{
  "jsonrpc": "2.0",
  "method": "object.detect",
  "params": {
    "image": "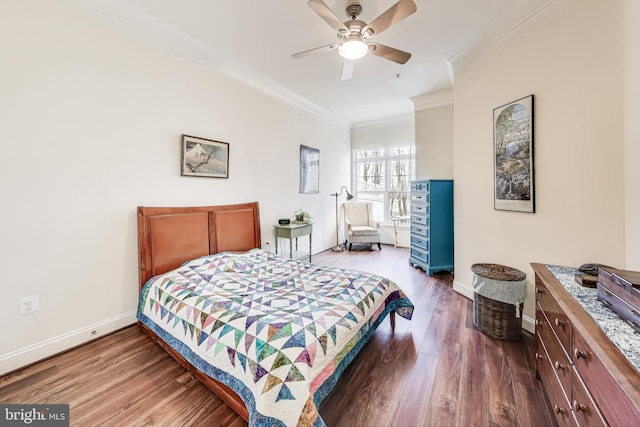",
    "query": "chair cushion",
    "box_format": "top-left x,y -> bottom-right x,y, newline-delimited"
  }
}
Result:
351,226 -> 379,236
345,203 -> 369,226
